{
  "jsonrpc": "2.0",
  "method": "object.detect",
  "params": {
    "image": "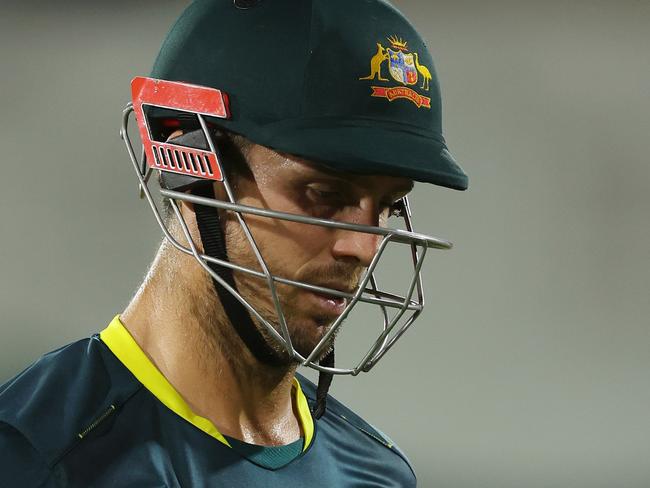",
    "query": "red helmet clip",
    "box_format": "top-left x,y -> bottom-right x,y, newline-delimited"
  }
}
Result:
131,76 -> 230,181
